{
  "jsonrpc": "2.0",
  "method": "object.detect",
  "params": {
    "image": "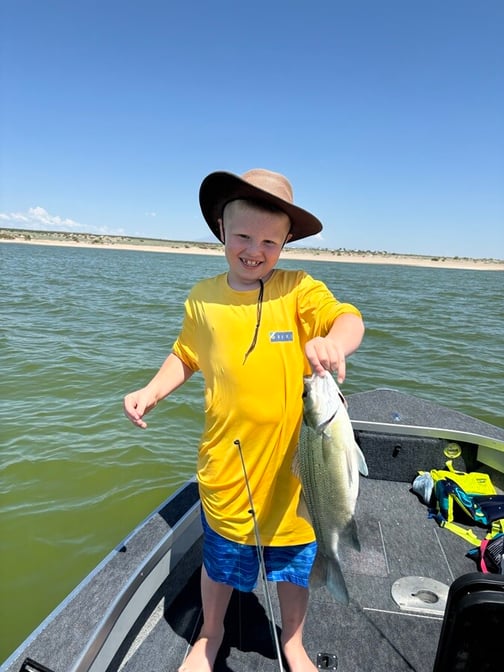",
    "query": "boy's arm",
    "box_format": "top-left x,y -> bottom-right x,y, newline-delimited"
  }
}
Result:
305,312 -> 365,382
123,353 -> 194,429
